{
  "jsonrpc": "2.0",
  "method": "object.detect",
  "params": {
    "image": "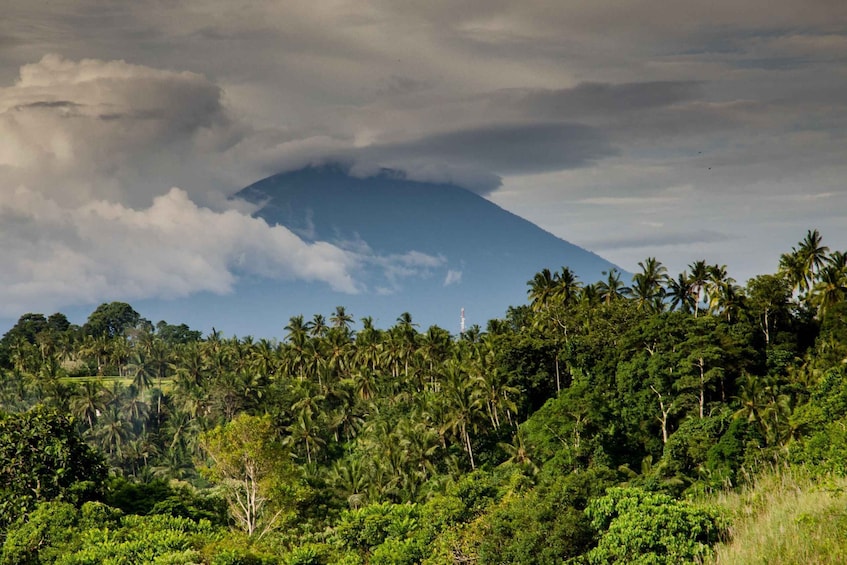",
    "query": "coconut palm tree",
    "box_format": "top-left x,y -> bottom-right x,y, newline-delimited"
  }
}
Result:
688,260 -> 710,317
810,251 -> 847,315
286,409 -> 325,464
710,280 -> 745,322
667,272 -> 695,313
631,257 -> 668,312
778,249 -> 807,295
70,379 -> 109,431
97,406 -> 132,460
327,457 -> 369,509
553,267 -> 582,306
799,229 -> 829,283
439,361 -> 485,470
330,306 -> 355,335
308,314 -> 328,338
284,315 -> 309,379
597,269 -> 631,304
128,351 -> 155,394
527,268 -> 557,311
